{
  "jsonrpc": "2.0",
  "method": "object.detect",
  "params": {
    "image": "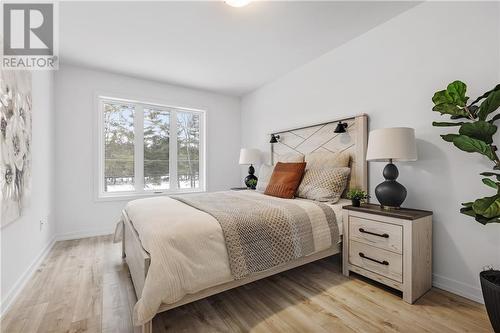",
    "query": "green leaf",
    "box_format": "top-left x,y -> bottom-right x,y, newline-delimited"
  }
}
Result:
447,81 -> 468,107
478,89 -> 500,120
441,134 -> 459,142
432,90 -> 453,105
469,84 -> 500,106
450,115 -> 470,120
460,202 -> 500,224
439,132 -> 498,162
474,215 -> 500,225
432,121 -> 465,127
451,135 -> 496,161
482,178 -> 498,189
461,201 -> 474,207
431,81 -> 474,117
488,113 -> 500,124
432,81 -> 469,109
460,206 -> 476,218
458,121 -> 497,144
480,172 -> 500,181
432,103 -> 468,117
472,195 -> 500,218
